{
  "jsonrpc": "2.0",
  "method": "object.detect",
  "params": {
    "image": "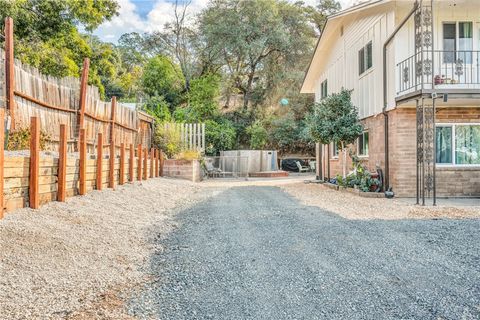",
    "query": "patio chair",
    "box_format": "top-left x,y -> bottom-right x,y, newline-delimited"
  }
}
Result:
309,161 -> 316,172
205,161 -> 223,178
295,161 -> 309,173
